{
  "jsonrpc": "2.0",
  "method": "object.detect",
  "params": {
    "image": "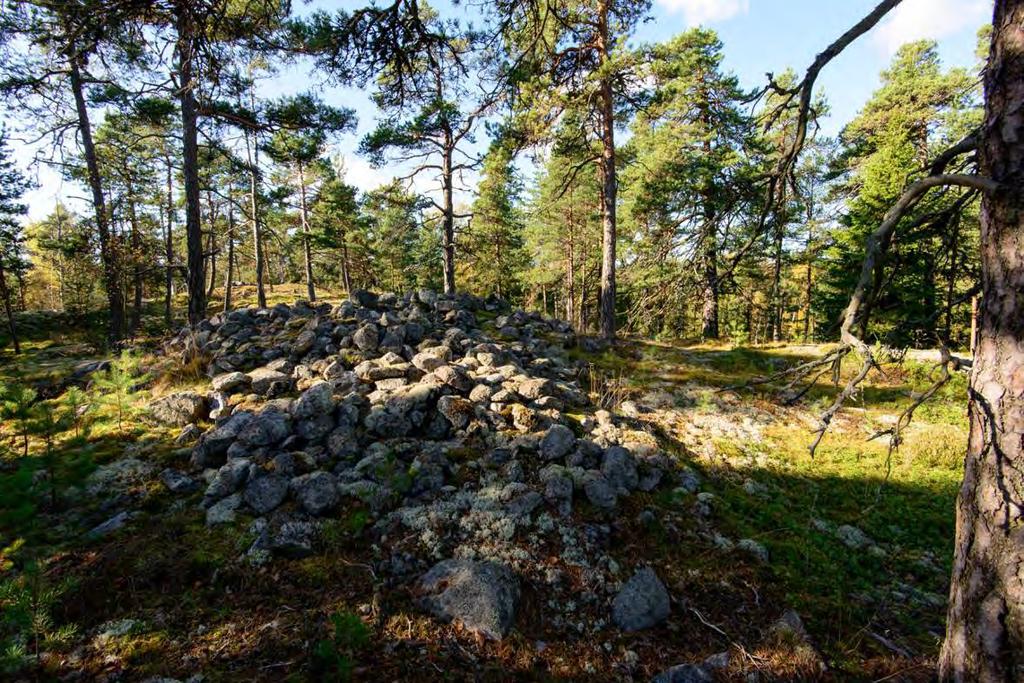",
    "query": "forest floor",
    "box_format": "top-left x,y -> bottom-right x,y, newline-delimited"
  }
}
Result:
0,285 -> 967,681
